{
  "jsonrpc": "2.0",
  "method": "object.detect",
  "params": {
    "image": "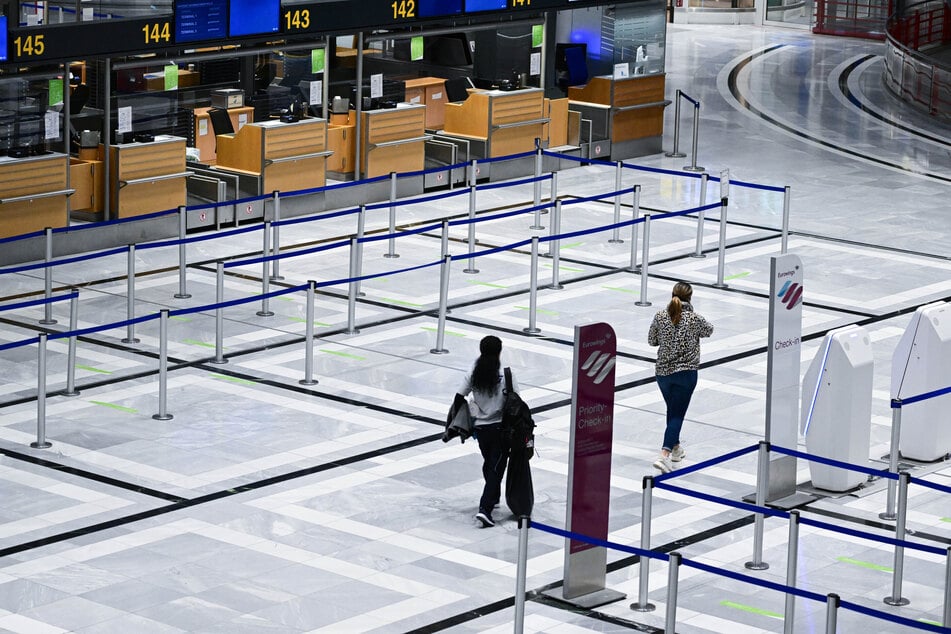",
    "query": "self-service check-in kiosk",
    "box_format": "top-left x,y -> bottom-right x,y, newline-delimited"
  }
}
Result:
800,325 -> 873,492
892,301 -> 951,461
